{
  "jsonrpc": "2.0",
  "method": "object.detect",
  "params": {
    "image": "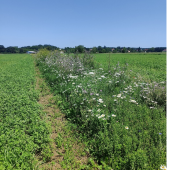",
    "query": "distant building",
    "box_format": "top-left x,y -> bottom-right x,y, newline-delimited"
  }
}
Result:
128,50 -> 130,53
162,49 -> 166,52
26,51 -> 36,54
